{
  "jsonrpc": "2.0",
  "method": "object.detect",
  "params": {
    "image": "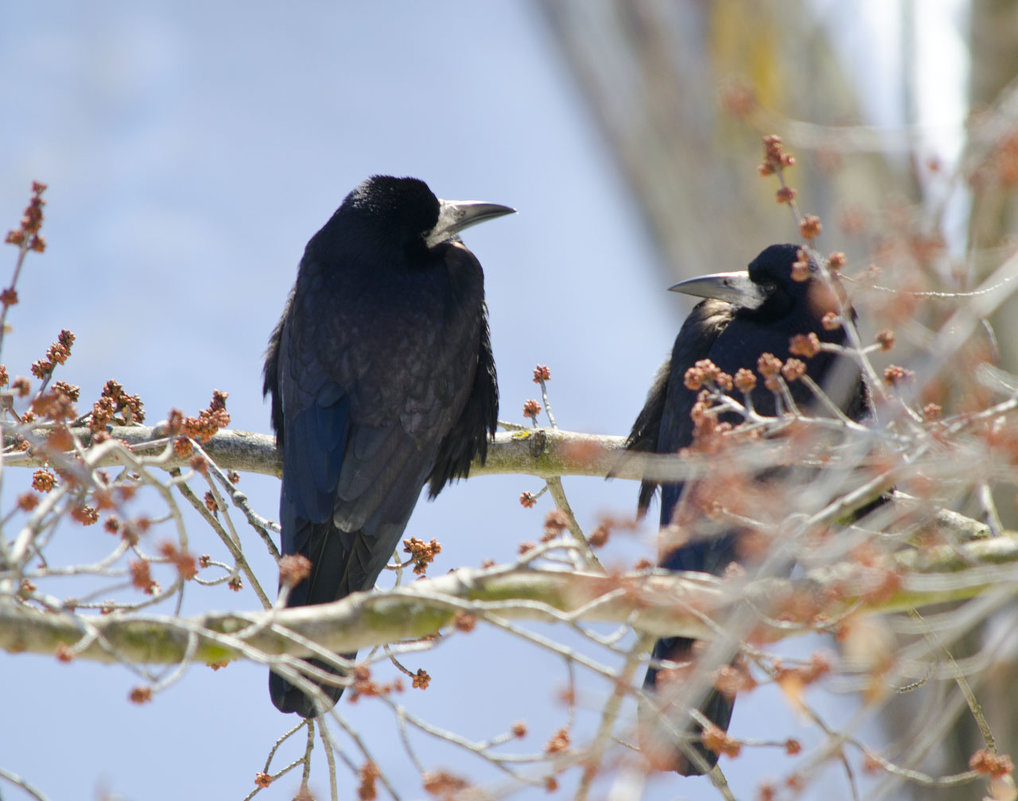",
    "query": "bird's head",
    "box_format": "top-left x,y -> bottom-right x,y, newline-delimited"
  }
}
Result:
343,175 -> 514,254
669,243 -> 846,327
